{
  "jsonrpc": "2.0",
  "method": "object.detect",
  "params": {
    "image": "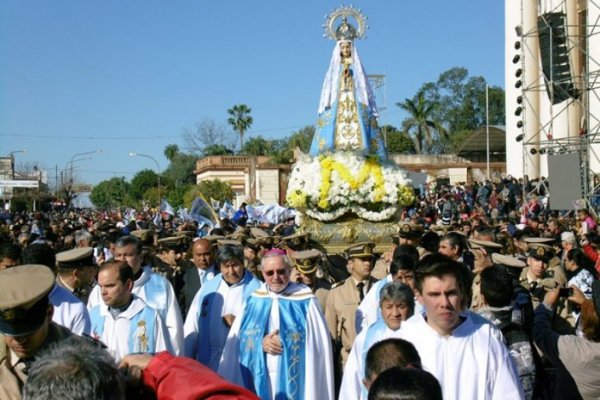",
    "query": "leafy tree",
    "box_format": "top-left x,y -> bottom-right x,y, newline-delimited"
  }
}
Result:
161,153 -> 197,186
396,91 -> 446,154
164,144 -> 179,162
183,180 -> 234,208
382,125 -> 416,154
287,125 -> 315,153
167,183 -> 192,208
183,118 -> 237,155
268,125 -> 315,164
90,177 -> 129,209
241,136 -> 272,156
227,104 -> 253,151
130,169 -> 159,201
417,67 -> 505,136
203,144 -> 234,156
